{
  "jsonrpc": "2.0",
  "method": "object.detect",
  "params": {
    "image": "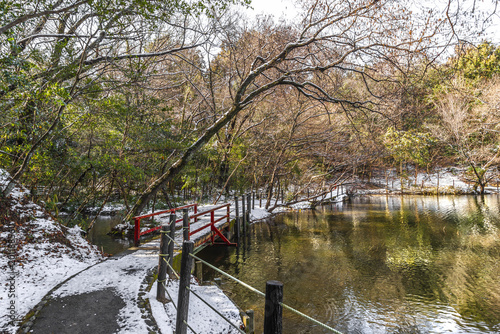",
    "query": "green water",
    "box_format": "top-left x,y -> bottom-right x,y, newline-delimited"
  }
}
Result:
85,215 -> 133,255
197,195 -> 500,333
